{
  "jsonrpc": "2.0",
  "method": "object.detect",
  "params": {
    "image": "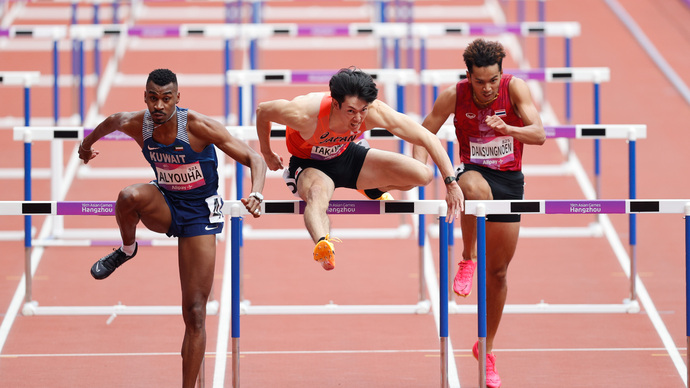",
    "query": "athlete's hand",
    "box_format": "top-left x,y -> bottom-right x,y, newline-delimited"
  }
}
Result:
241,197 -> 262,218
485,115 -> 509,135
263,151 -> 284,171
78,142 -> 99,164
445,182 -> 464,222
